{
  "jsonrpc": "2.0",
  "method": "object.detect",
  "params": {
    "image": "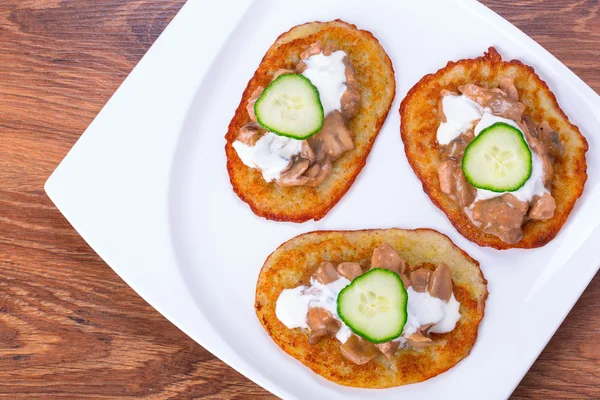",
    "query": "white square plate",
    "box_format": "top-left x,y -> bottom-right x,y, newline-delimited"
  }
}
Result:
45,0 -> 600,398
